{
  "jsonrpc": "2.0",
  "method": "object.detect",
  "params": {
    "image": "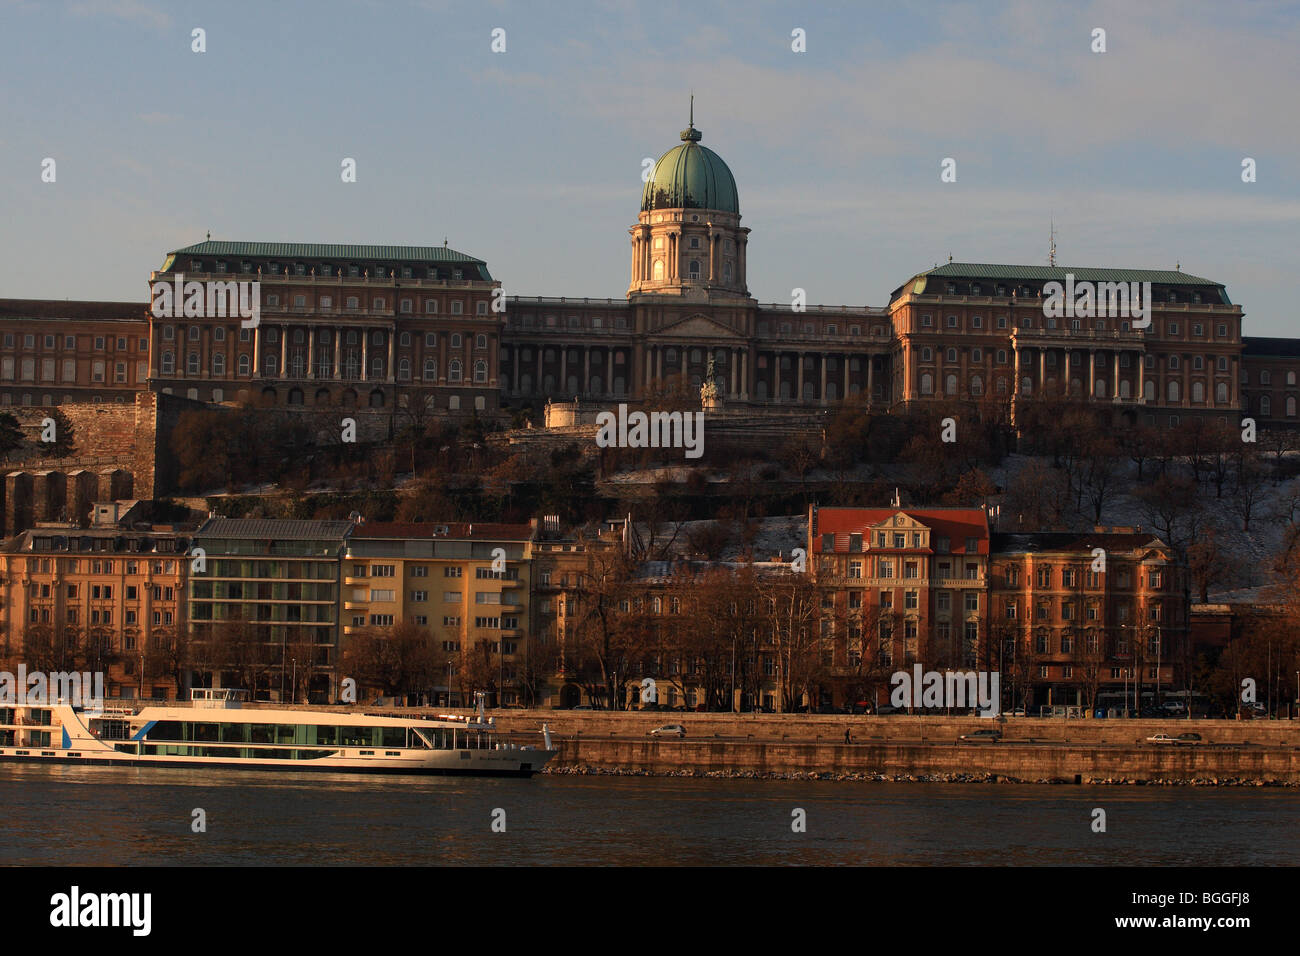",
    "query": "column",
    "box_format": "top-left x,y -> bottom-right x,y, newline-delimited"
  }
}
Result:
819,356 -> 827,405
1113,352 -> 1120,402
387,330 -> 395,384
253,326 -> 262,379
1012,345 -> 1021,399
1039,350 -> 1046,394
201,327 -> 210,380
1182,357 -> 1189,407
279,326 -> 288,380
866,355 -> 873,402
680,345 -> 687,381
774,352 -> 782,402
333,333 -> 341,380
583,347 -> 591,397
730,349 -> 738,396
796,352 -> 805,403
560,348 -> 567,394
1087,350 -> 1095,399
1062,349 -> 1071,396
1138,353 -> 1145,402
842,353 -> 850,400
361,330 -> 368,381
607,347 -> 614,397
630,238 -> 639,283
308,328 -> 316,380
